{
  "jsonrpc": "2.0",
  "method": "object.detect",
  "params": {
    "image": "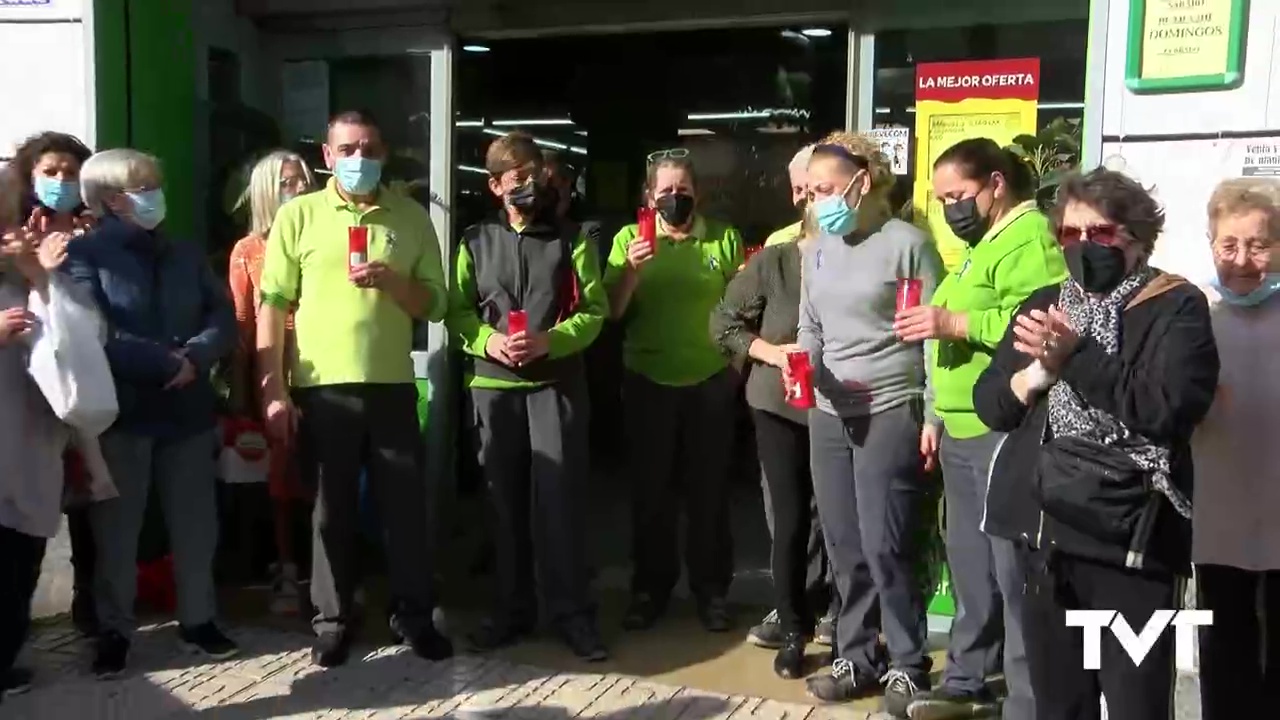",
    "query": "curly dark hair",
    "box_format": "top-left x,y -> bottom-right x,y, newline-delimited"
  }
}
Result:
9,131 -> 92,195
1052,168 -> 1166,254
